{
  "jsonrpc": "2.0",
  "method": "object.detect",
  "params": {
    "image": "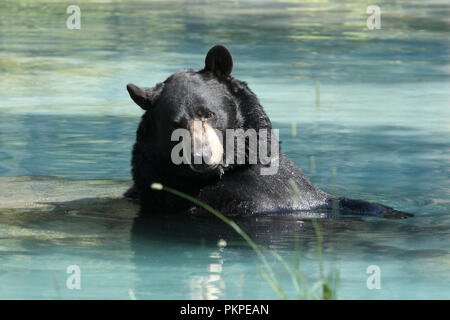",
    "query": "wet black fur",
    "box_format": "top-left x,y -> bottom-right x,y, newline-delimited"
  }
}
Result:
125,45 -> 412,219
